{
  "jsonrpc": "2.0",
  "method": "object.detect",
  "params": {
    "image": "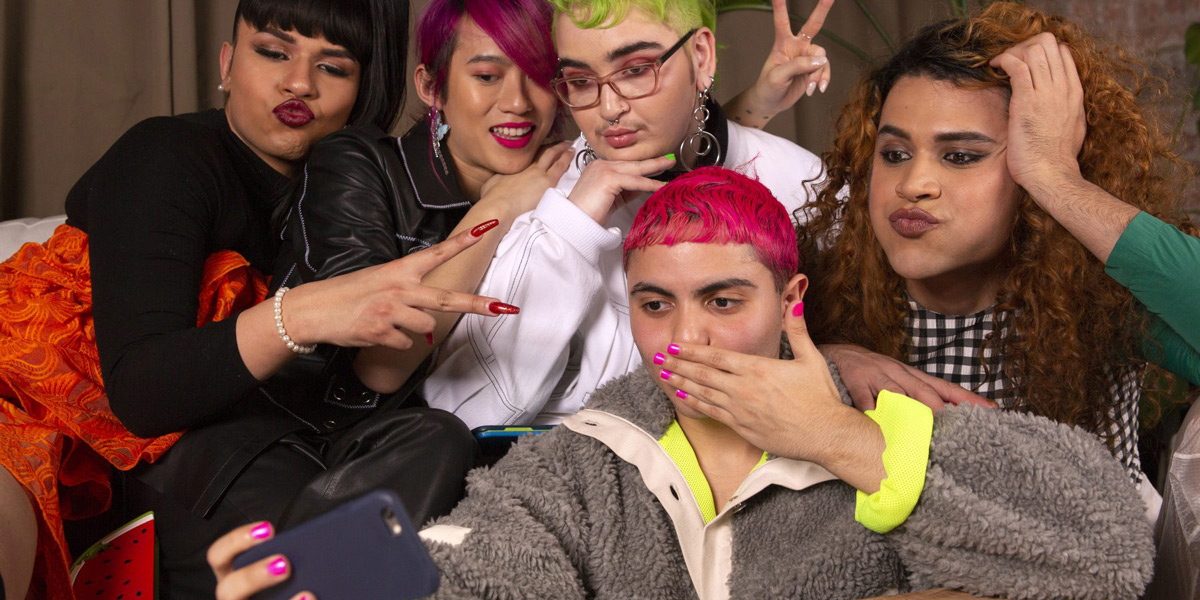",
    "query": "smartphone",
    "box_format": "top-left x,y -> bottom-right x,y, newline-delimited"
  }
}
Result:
232,489 -> 439,600
472,425 -> 552,466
